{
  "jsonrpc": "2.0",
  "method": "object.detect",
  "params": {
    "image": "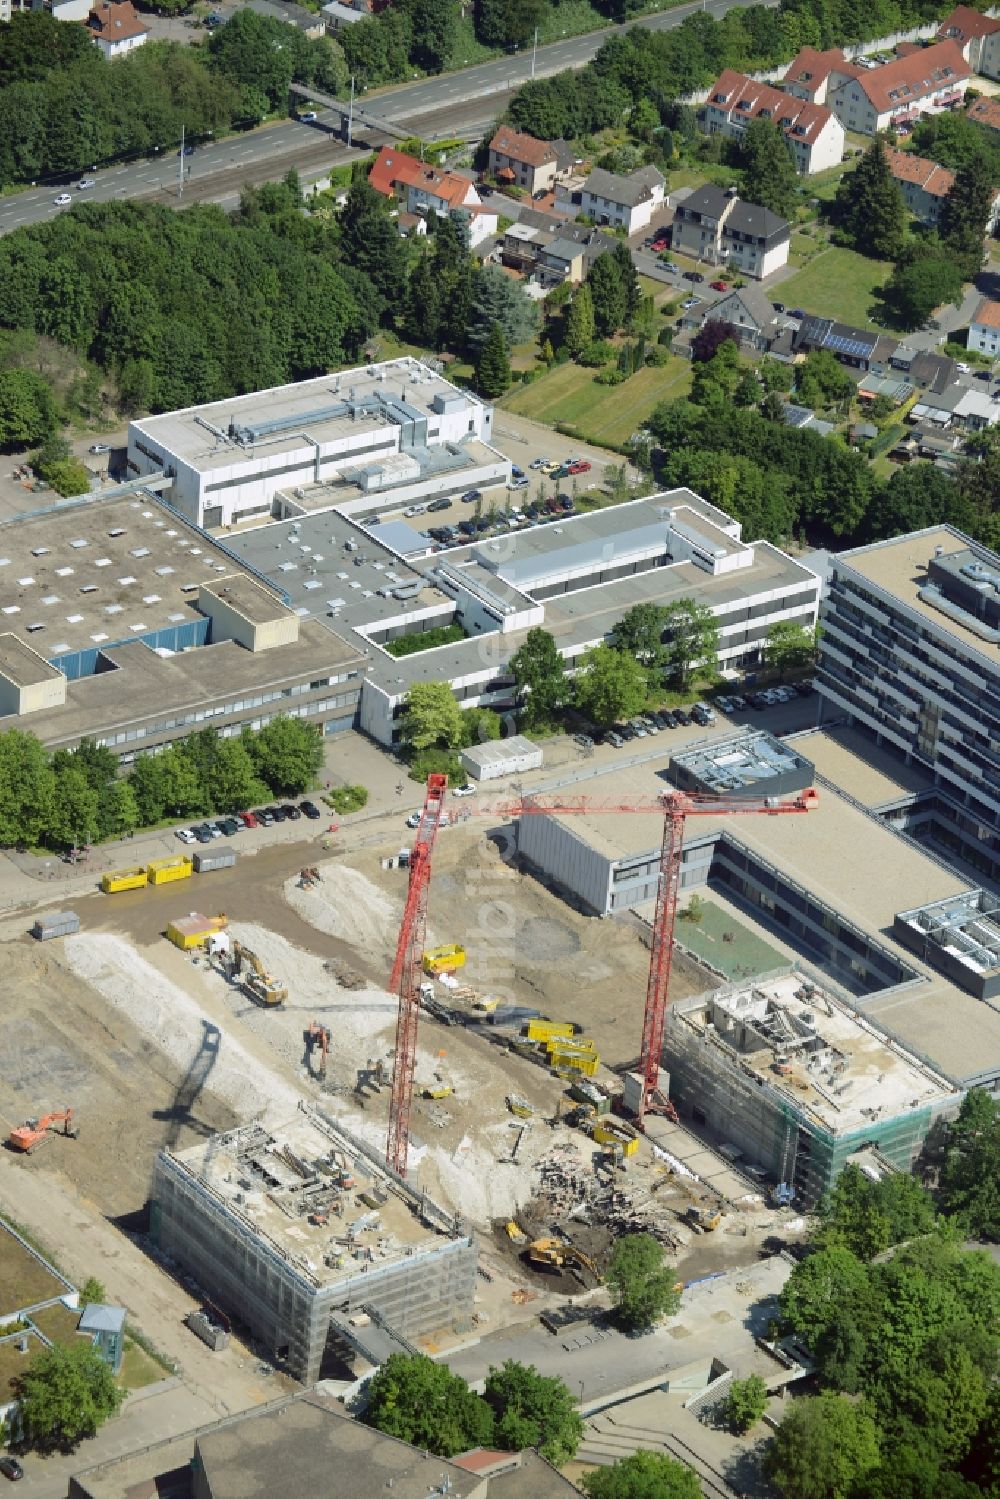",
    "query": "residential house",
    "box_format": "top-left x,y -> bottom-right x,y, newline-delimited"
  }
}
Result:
936,5 -> 1000,74
487,128 -> 575,196
498,216 -> 616,286
890,345 -> 961,392
911,380 -> 998,429
968,94 -> 1000,134
557,165 -> 665,234
86,0 -> 147,58
246,0 -> 325,35
784,404 -> 836,436
368,146 -> 498,248
884,144 -> 1000,232
702,71 -> 845,174
968,297 -> 1000,357
827,40 -> 968,135
783,46 -> 862,105
670,185 -> 790,279
703,283 -> 782,350
794,315 -> 899,372
322,0 -> 368,32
